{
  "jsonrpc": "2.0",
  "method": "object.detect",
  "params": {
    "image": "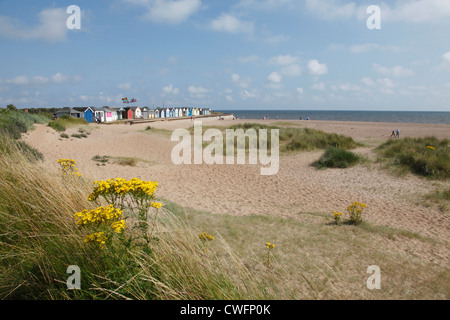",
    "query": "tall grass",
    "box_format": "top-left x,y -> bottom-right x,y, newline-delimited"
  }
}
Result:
0,109 -> 49,139
190,123 -> 359,153
48,115 -> 88,132
376,137 -> 450,179
0,137 -> 269,300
